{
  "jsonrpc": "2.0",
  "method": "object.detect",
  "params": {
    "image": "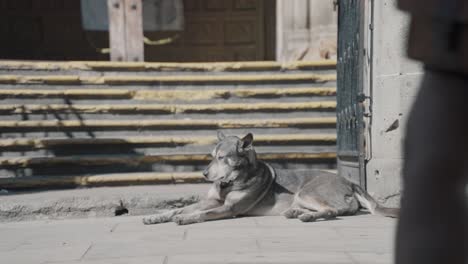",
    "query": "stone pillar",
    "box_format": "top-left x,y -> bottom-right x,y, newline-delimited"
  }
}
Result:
307,0 -> 337,60
276,0 -> 337,61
